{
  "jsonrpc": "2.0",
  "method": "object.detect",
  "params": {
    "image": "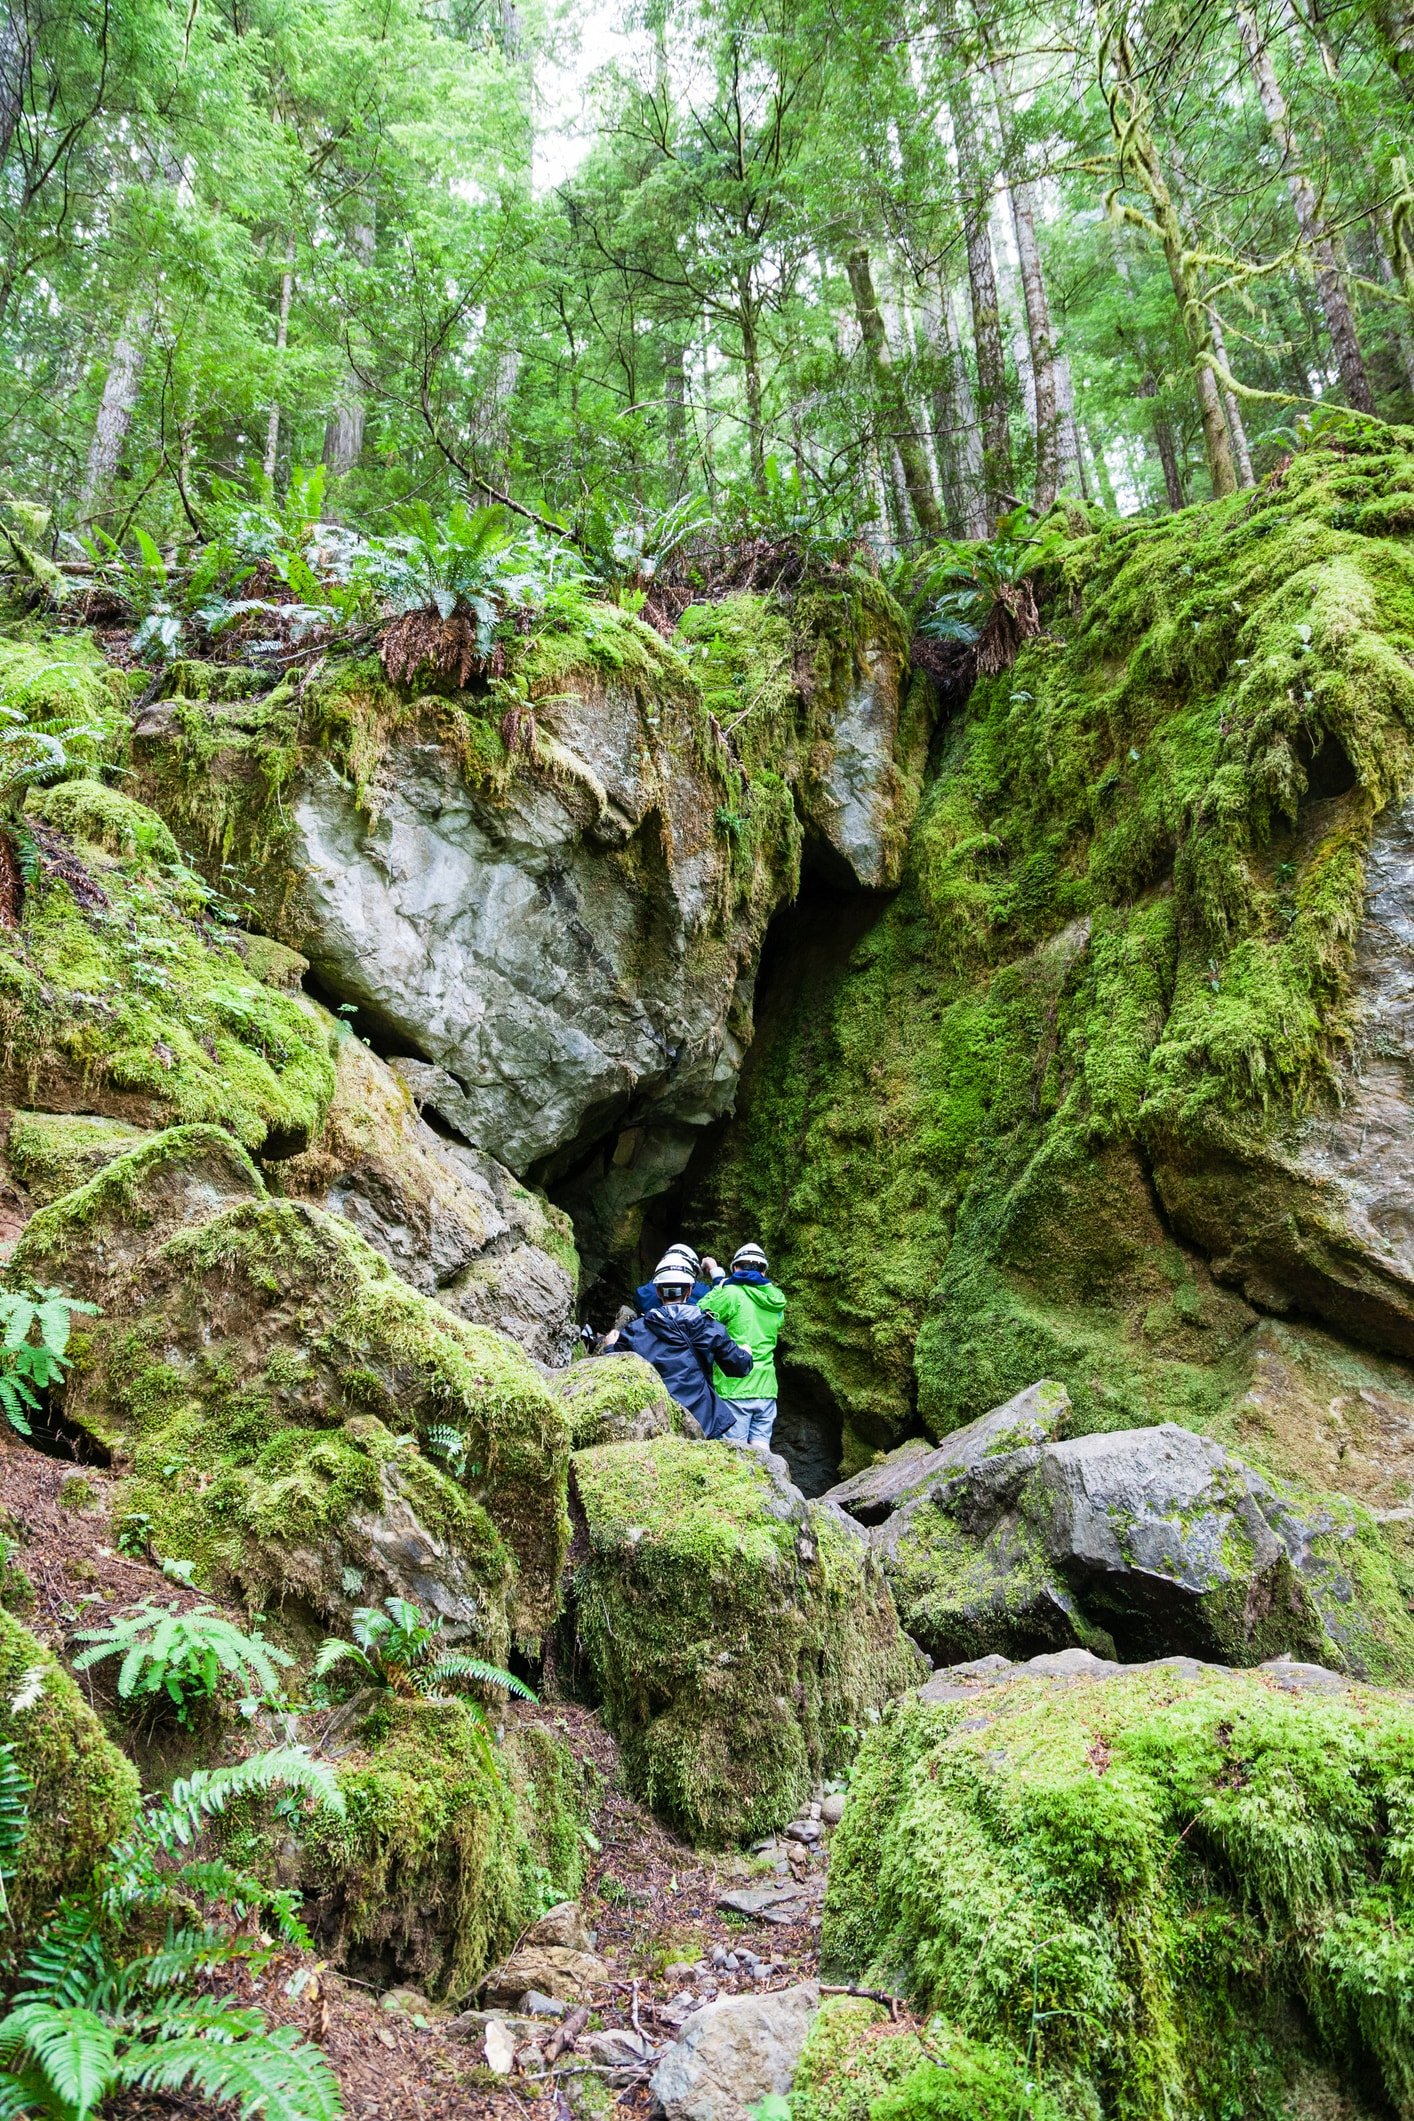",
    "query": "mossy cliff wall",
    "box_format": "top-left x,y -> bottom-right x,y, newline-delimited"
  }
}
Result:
694,433 -> 1414,1496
